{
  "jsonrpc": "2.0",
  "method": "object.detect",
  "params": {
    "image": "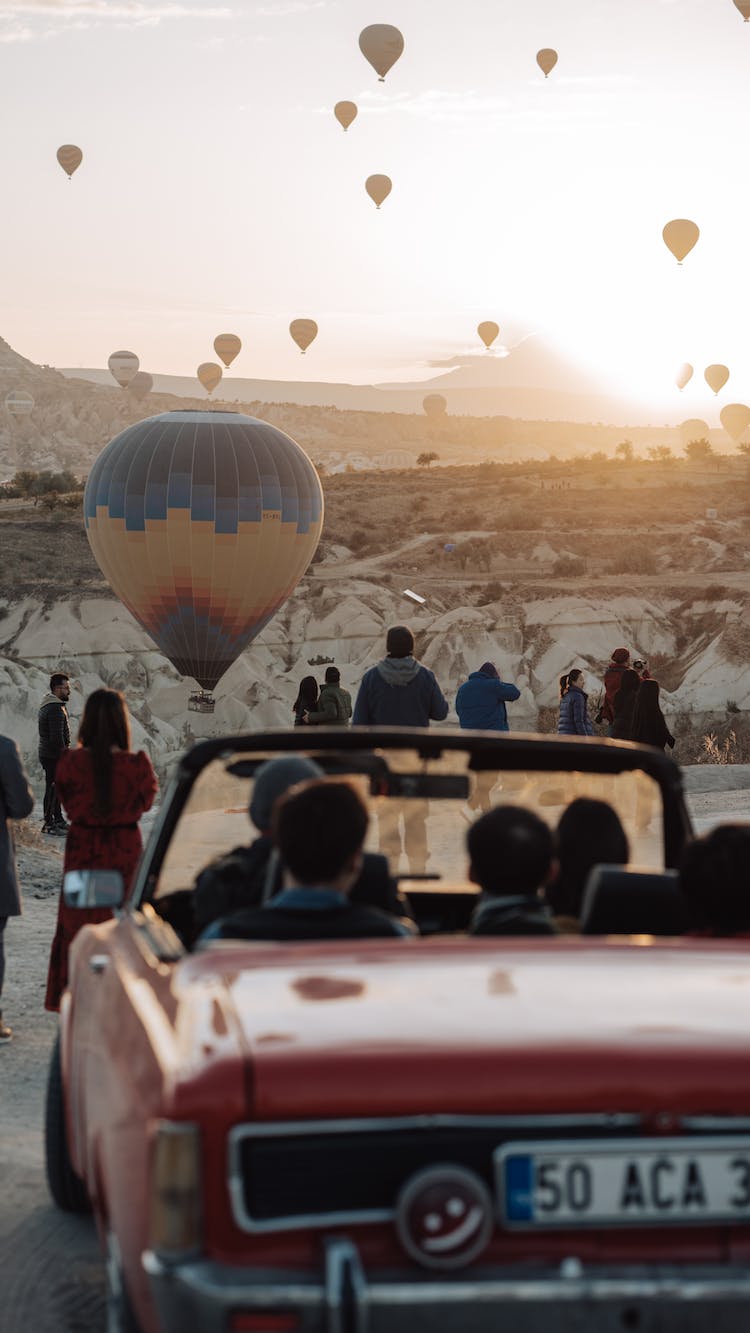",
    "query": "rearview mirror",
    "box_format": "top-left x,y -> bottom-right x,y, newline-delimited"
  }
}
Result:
63,869 -> 125,910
